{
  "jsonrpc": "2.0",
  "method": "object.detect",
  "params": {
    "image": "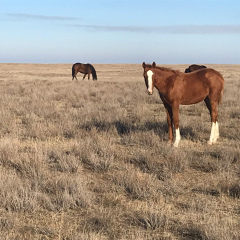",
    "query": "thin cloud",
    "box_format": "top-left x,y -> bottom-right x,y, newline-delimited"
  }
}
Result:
5,14 -> 240,34
7,13 -> 79,21
71,24 -> 240,34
